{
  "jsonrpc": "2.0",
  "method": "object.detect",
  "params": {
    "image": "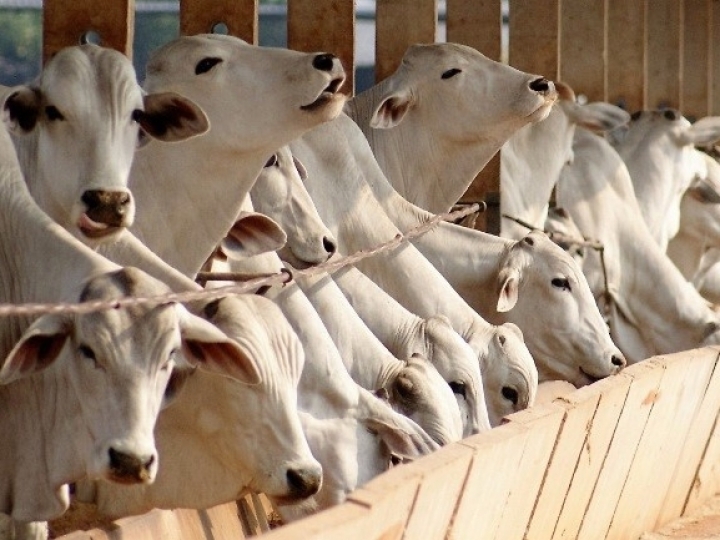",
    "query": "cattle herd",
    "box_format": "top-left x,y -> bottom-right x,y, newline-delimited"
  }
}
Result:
0,32 -> 719,539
